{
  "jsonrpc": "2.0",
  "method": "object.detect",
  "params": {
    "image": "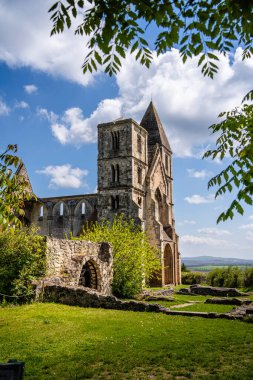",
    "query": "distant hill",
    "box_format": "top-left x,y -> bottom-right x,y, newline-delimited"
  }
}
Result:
182,256 -> 253,268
